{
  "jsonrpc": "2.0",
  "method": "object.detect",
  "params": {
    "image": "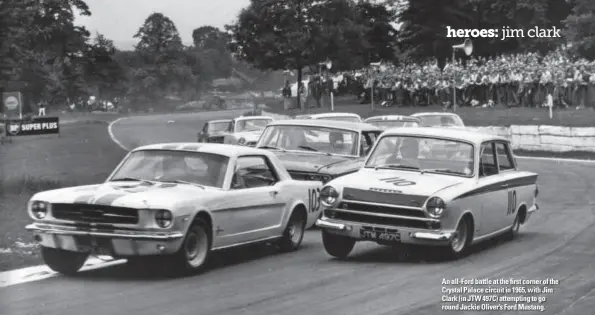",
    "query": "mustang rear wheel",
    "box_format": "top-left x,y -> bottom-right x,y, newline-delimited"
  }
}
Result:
41,247 -> 89,275
322,230 -> 355,259
278,209 -> 306,252
173,219 -> 211,274
445,217 -> 471,259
